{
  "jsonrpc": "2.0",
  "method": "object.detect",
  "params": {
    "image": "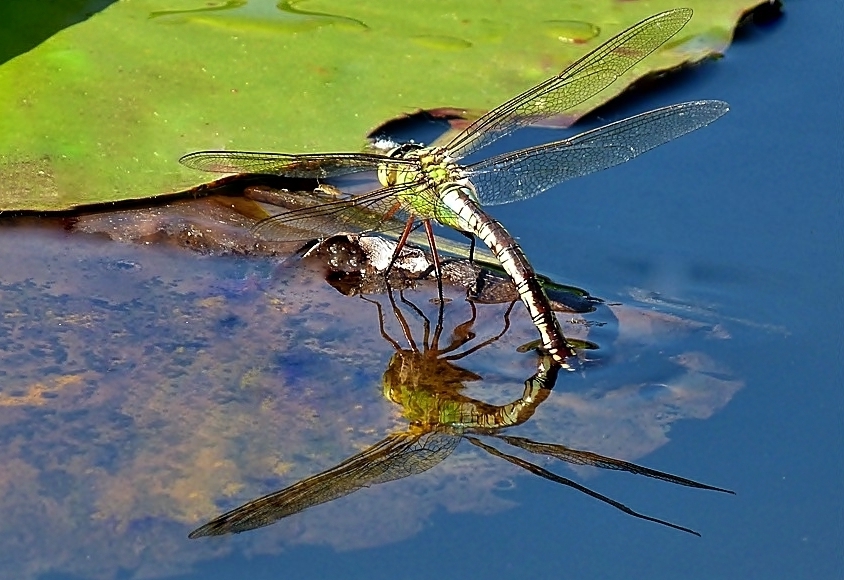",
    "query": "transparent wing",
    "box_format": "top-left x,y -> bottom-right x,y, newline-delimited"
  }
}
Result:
467,100 -> 728,205
493,433 -> 734,493
179,150 -> 414,178
189,430 -> 460,537
467,436 -> 709,536
446,8 -> 693,161
250,182 -> 422,241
